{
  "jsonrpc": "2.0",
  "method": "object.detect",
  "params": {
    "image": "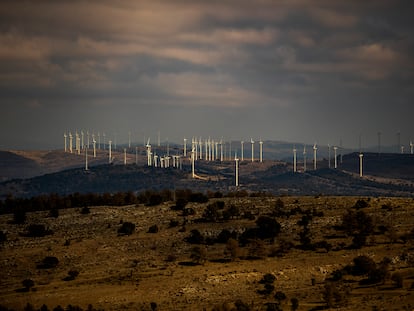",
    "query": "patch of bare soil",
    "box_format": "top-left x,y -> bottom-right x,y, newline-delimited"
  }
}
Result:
1,196 -> 414,310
